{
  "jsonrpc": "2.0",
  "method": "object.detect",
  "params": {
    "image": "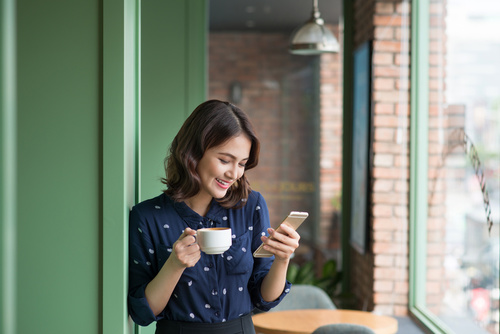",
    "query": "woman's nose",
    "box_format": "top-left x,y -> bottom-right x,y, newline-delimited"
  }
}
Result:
226,164 -> 239,180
